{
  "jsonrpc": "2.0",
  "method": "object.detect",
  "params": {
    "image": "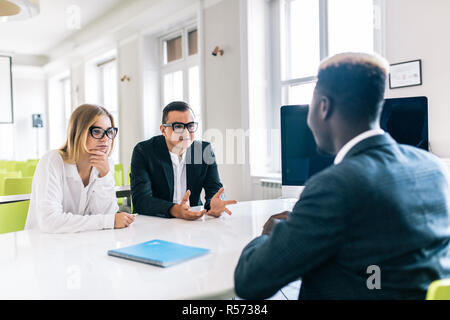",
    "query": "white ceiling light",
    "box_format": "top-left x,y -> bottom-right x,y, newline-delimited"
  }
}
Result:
0,0 -> 40,22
